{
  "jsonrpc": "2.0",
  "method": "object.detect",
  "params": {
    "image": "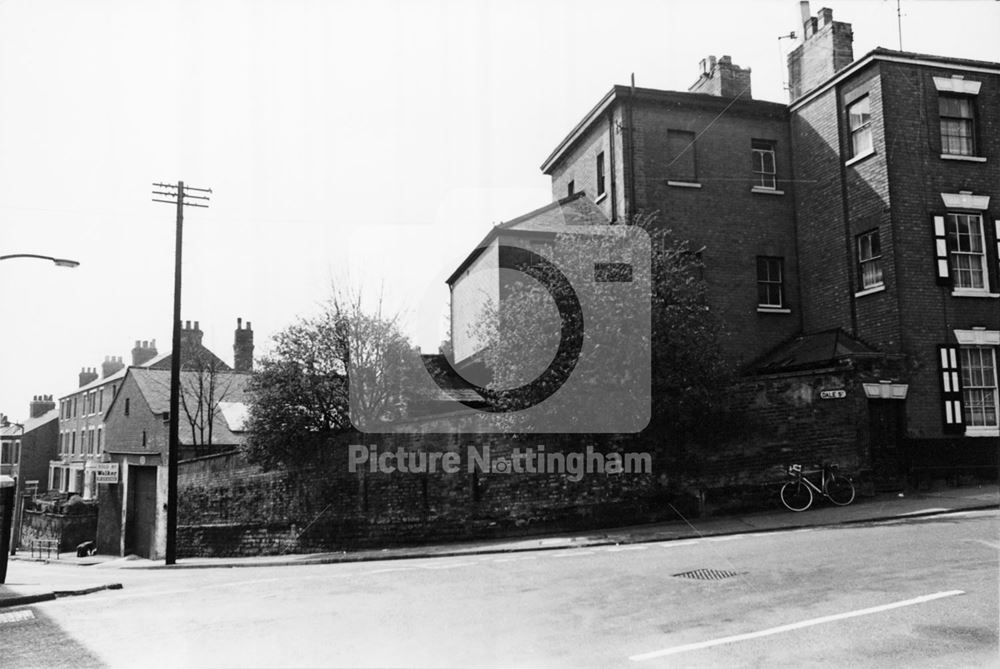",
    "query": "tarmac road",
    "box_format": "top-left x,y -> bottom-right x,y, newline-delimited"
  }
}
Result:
2,509 -> 996,668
